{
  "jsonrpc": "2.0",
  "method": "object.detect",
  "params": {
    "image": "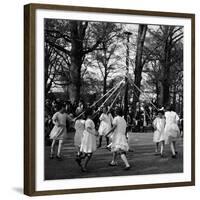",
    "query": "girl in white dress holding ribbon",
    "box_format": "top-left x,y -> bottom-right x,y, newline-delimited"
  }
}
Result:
106,107 -> 131,170
74,112 -> 85,159
164,105 -> 180,158
98,106 -> 113,148
76,108 -> 98,172
153,110 -> 166,157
